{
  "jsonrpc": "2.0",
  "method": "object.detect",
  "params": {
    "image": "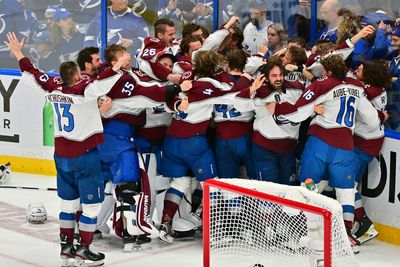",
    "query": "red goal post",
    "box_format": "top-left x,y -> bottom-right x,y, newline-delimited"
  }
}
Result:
203,178 -> 357,267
